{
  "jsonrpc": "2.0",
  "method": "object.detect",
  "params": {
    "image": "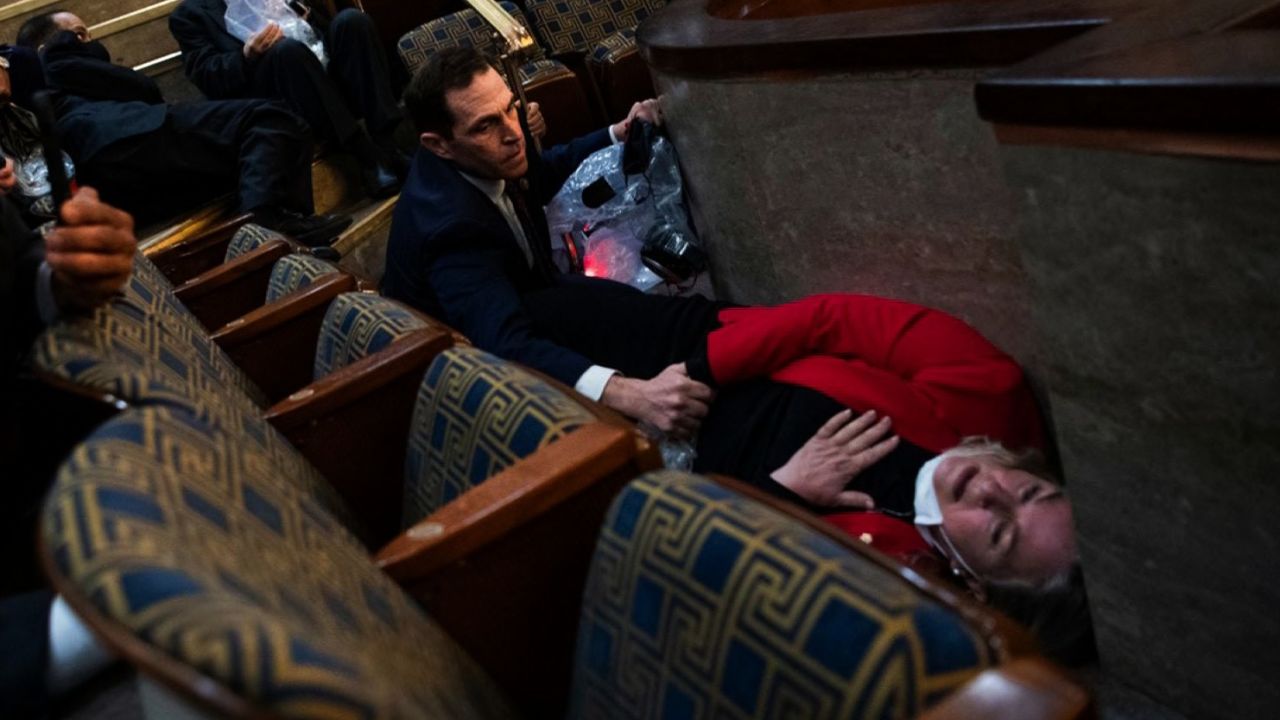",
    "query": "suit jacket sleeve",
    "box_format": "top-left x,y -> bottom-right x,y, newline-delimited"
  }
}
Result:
42,33 -> 164,104
428,221 -> 595,386
169,4 -> 251,99
706,293 -> 1044,452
